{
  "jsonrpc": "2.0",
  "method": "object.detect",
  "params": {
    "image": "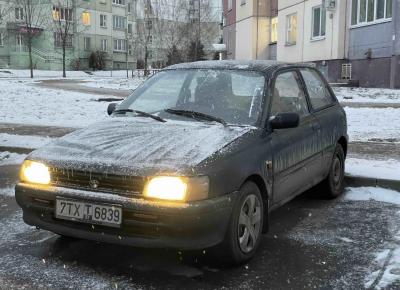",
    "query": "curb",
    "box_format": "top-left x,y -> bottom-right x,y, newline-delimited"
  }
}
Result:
345,175 -> 400,192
